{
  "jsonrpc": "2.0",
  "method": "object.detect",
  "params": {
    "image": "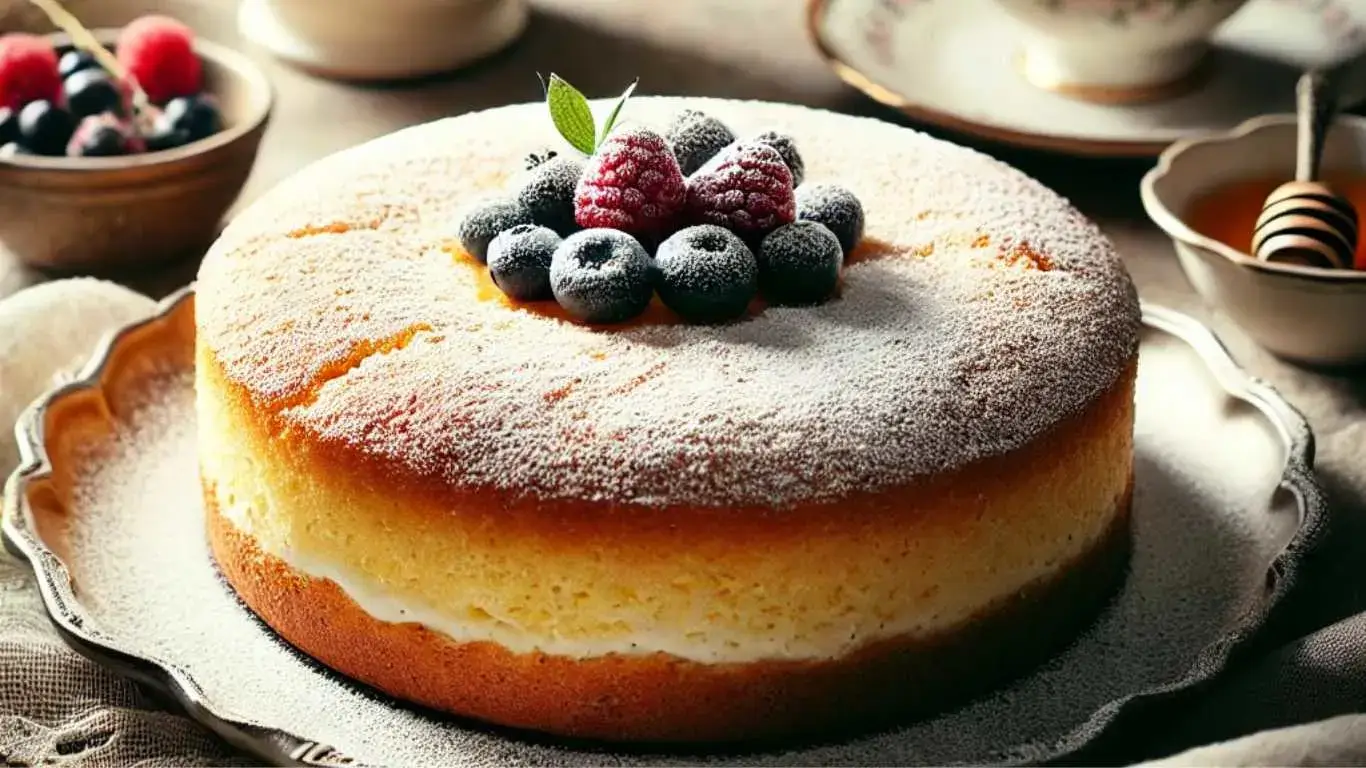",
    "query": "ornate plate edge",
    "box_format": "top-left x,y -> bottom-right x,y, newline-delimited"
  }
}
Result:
0,289 -> 1327,767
